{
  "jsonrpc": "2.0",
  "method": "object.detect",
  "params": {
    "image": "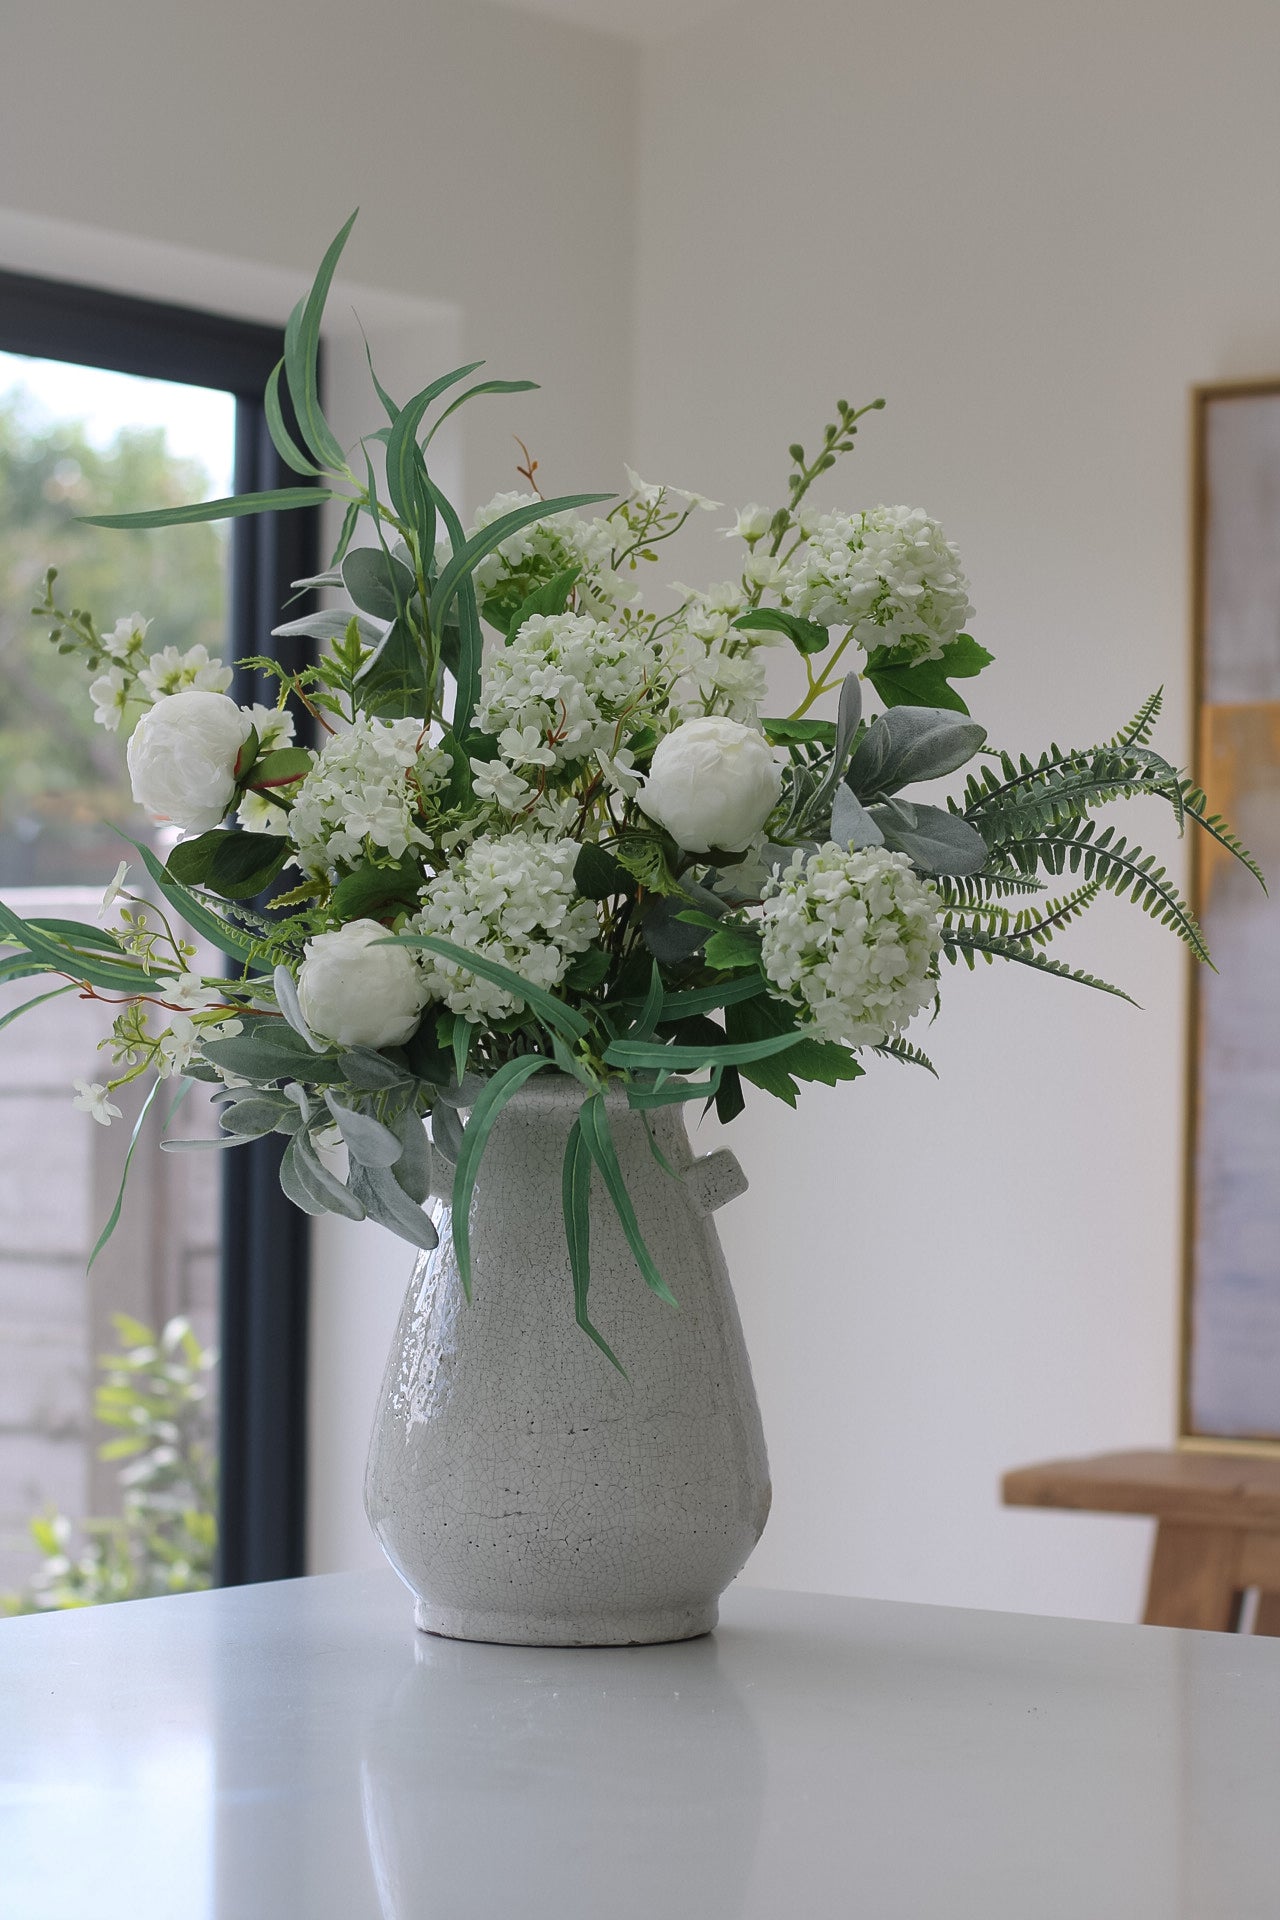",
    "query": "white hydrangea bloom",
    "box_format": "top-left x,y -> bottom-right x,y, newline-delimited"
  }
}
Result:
139,643 -> 233,701
666,581 -> 772,723
783,505 -> 973,661
477,611 -> 659,770
411,833 -> 598,1022
760,845 -> 941,1047
288,716 -> 450,878
462,490 -> 633,619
